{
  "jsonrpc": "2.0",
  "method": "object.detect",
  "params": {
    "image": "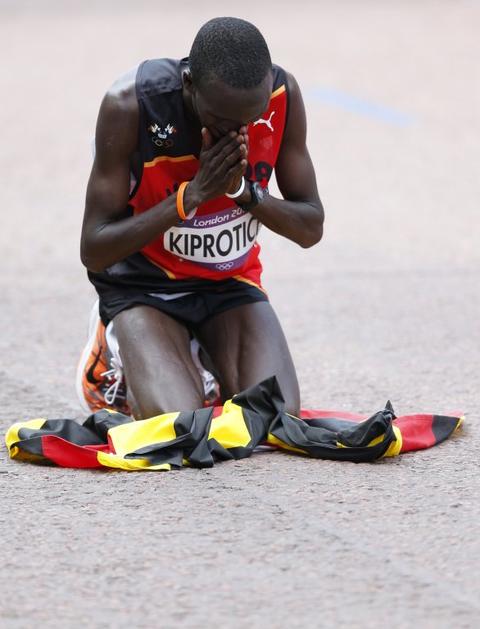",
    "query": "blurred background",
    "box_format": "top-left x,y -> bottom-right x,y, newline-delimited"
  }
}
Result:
1,3 -> 479,626
1,0 -> 478,416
